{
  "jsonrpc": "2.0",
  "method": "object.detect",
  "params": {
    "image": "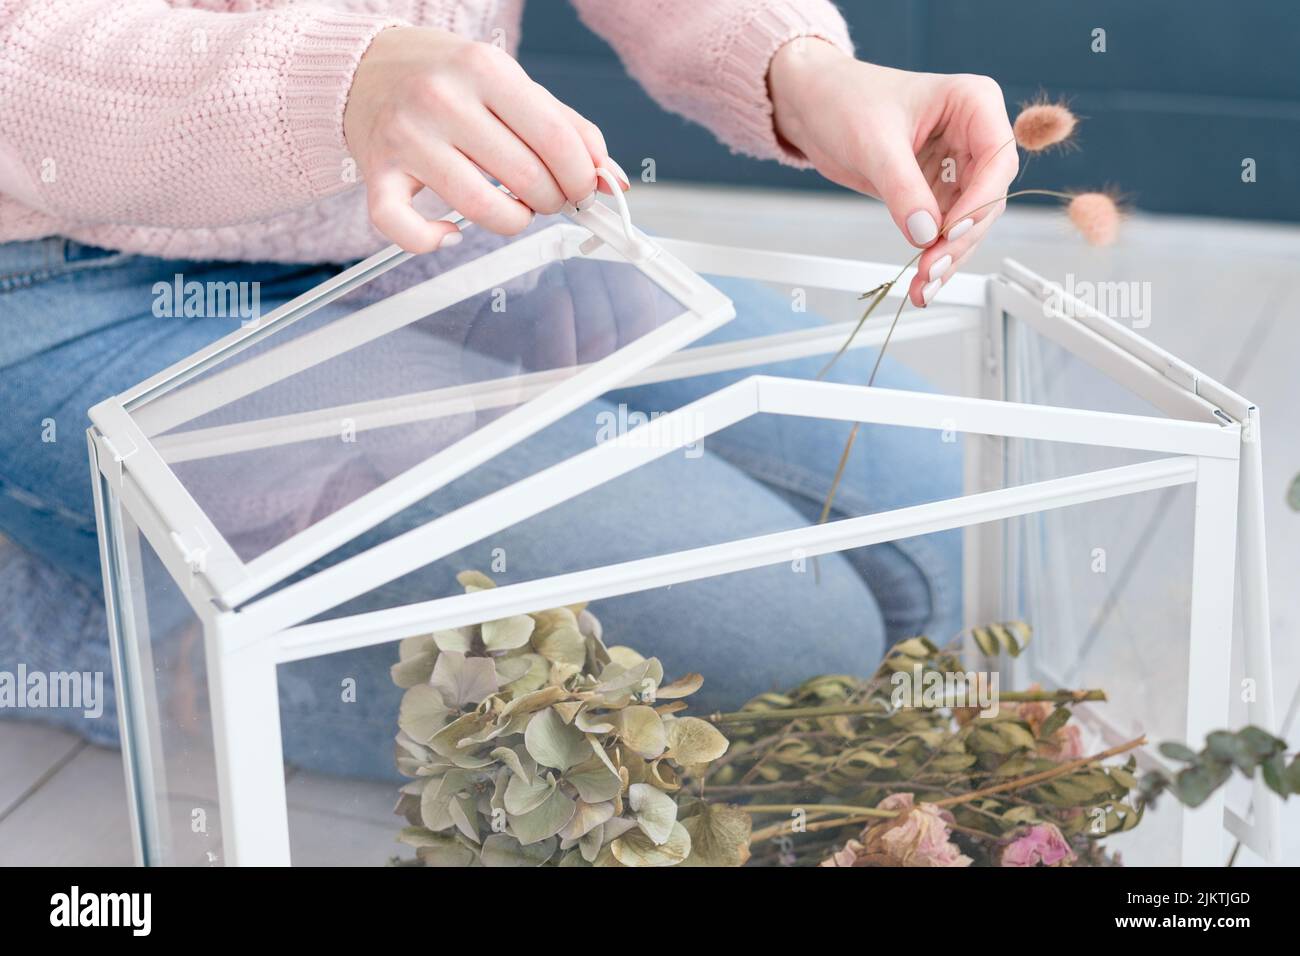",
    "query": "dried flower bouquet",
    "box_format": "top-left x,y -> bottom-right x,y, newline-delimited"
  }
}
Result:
390,576 -> 1298,867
